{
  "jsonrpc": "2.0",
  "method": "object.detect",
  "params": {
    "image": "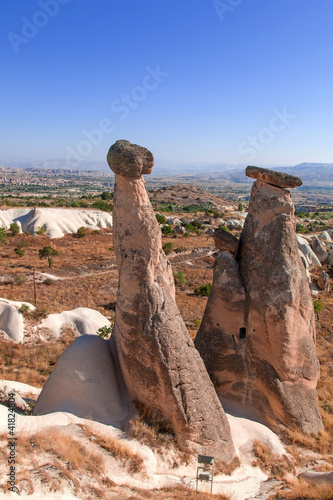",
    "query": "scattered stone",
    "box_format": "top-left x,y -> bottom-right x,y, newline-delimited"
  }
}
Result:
196,174 -> 323,434
107,140 -> 235,461
213,228 -> 239,253
246,166 -> 302,188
